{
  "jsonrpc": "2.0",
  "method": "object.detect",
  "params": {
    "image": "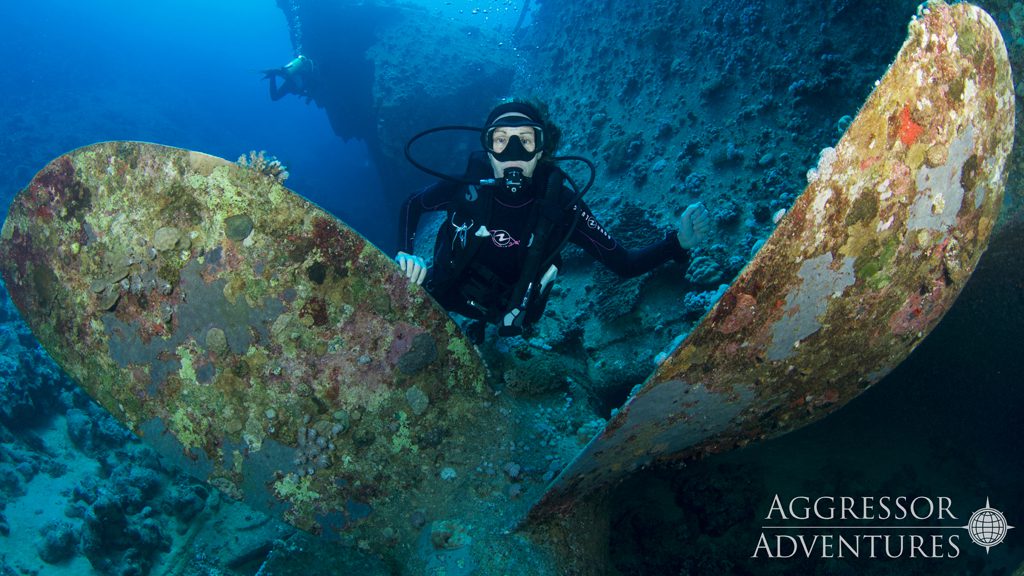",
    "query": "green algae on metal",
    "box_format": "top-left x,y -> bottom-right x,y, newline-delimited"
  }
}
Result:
531,0 -> 1015,518
0,141 -> 500,549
